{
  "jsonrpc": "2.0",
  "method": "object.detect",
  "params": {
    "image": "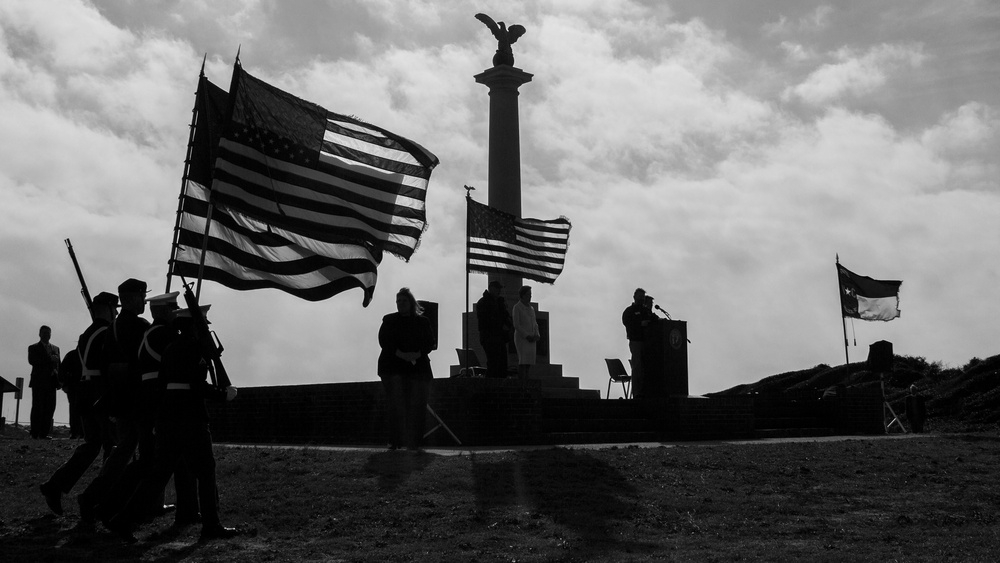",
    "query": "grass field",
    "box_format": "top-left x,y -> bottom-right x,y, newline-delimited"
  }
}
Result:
2,427 -> 1000,562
